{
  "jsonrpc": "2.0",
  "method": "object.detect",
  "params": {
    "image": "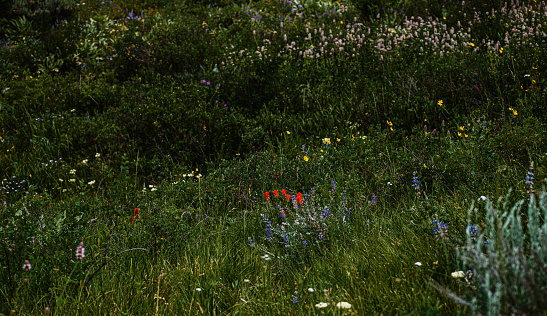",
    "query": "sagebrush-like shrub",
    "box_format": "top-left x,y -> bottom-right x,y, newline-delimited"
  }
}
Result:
458,188 -> 547,315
